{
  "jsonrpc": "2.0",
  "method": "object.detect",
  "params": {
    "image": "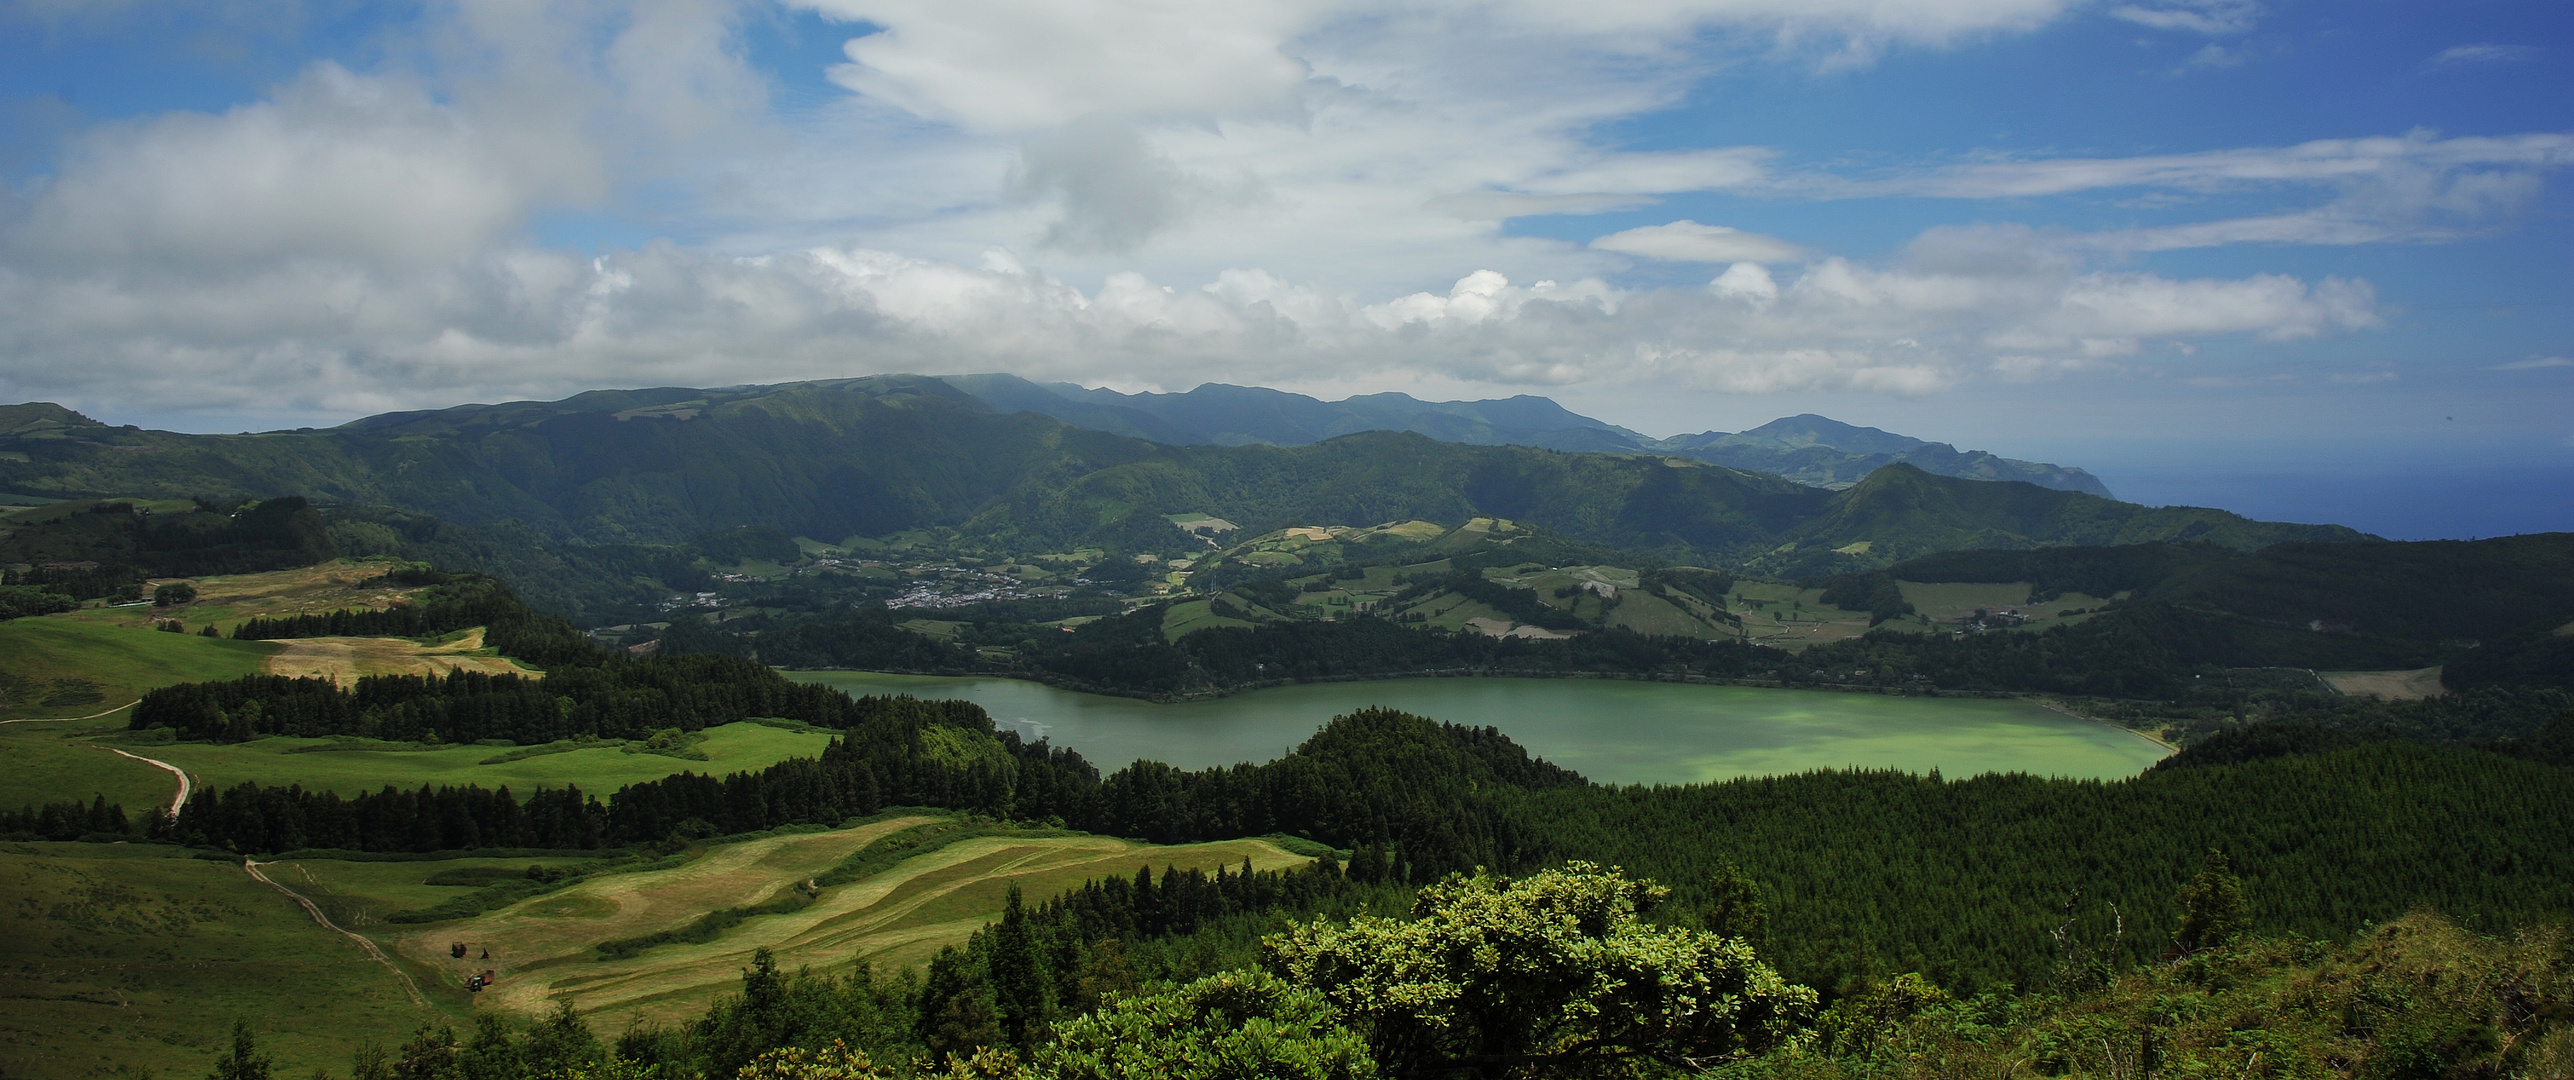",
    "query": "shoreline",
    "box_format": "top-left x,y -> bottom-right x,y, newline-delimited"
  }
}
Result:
787,665 -> 2180,748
